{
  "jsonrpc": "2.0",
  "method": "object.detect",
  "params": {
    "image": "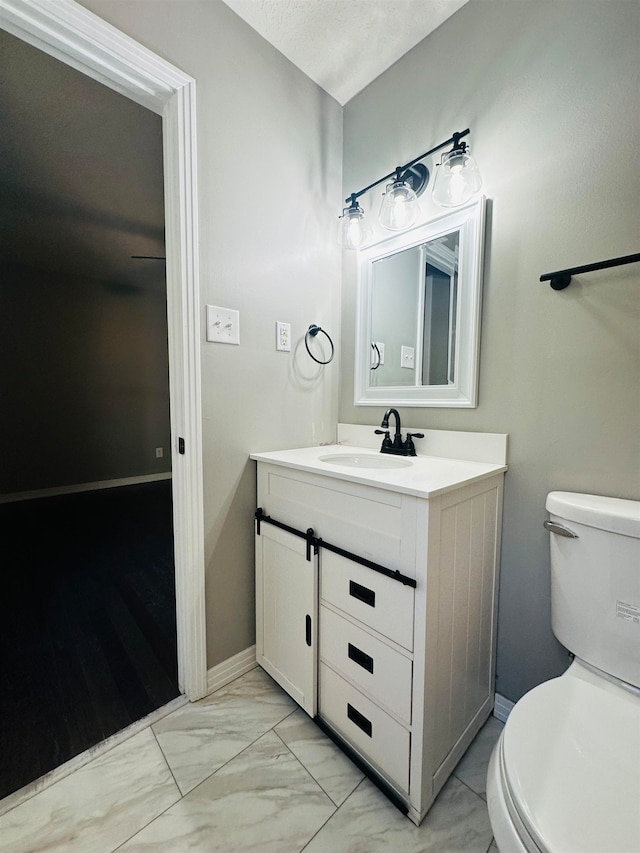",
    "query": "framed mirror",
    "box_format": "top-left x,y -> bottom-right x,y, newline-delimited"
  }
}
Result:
354,197 -> 486,407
